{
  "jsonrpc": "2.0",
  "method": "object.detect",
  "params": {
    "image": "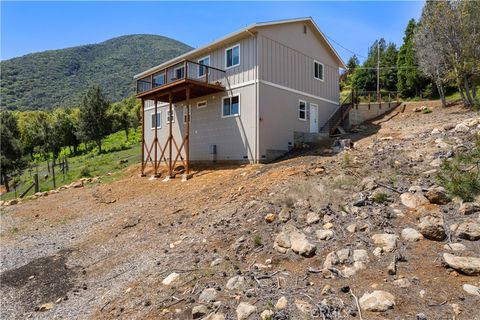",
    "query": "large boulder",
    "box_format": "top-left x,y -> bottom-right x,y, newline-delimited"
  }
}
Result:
425,187 -> 450,205
459,202 -> 480,215
443,253 -> 480,275
400,192 -> 429,209
274,223 -> 316,257
236,302 -> 256,320
418,213 -> 446,241
372,234 -> 398,252
359,290 -> 395,312
450,221 -> 480,241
